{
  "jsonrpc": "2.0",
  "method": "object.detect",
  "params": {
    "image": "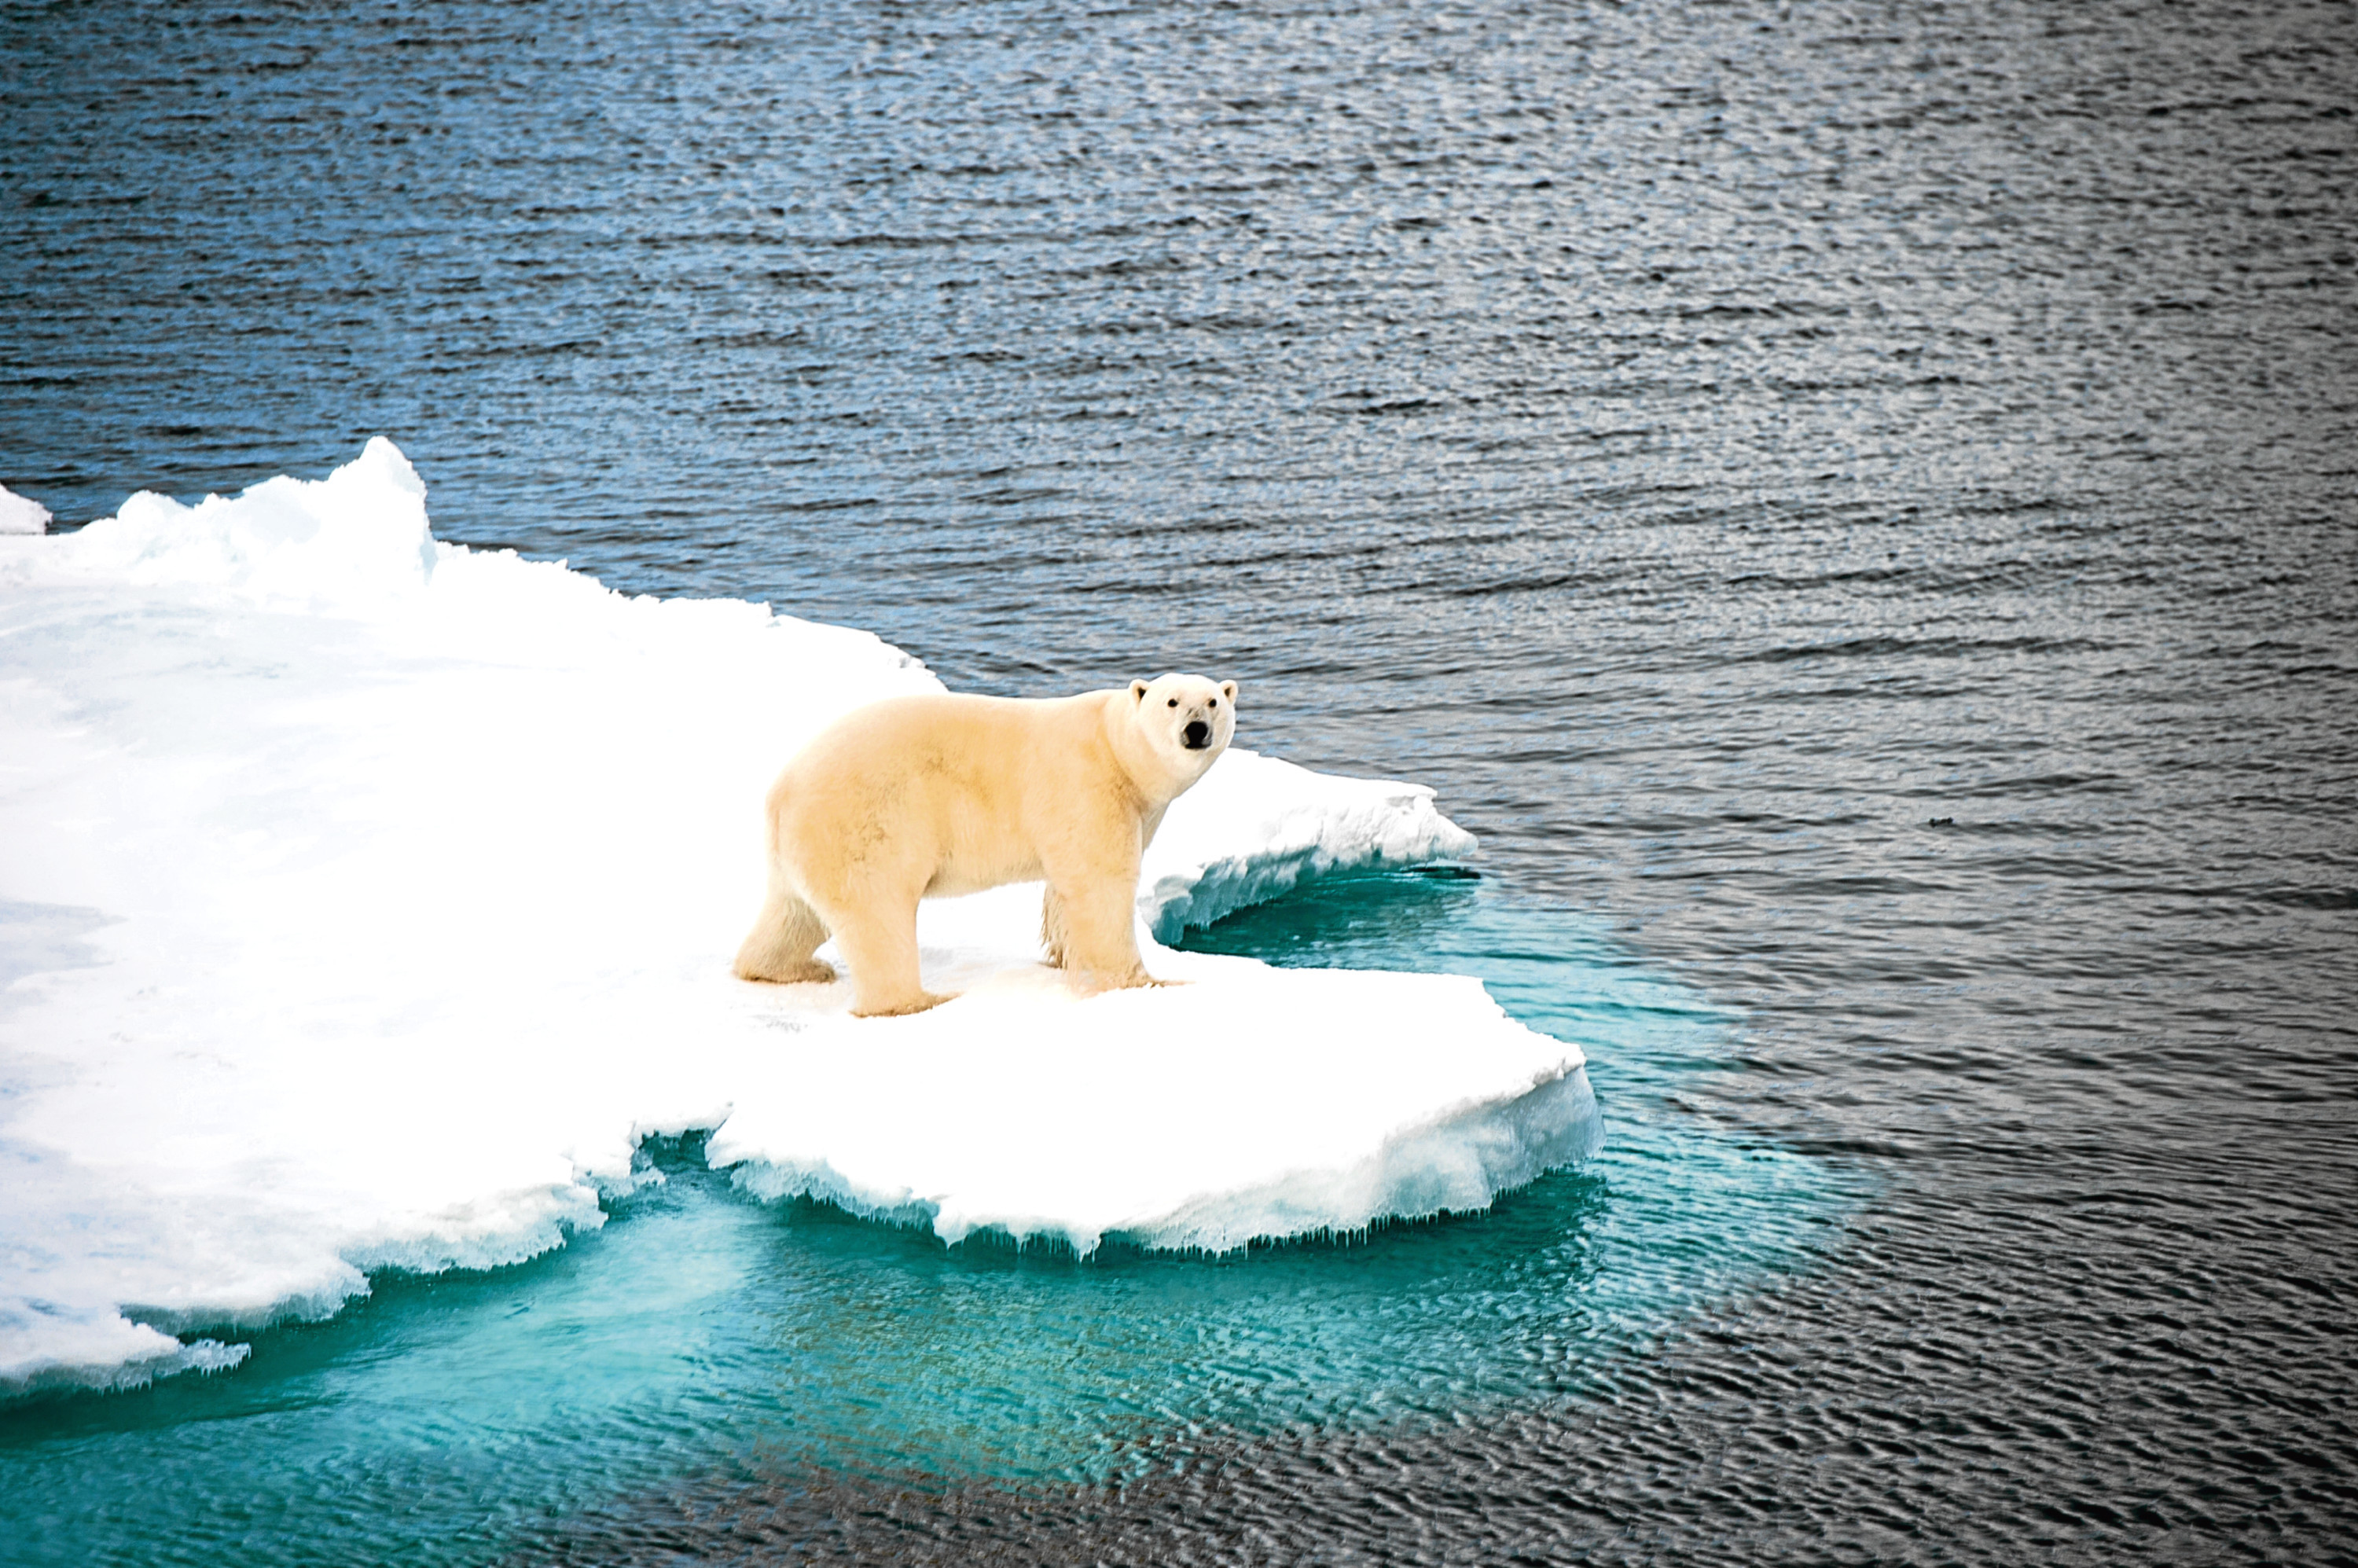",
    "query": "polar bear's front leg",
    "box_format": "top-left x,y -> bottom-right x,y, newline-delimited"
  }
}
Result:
1045,869 -> 1155,994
